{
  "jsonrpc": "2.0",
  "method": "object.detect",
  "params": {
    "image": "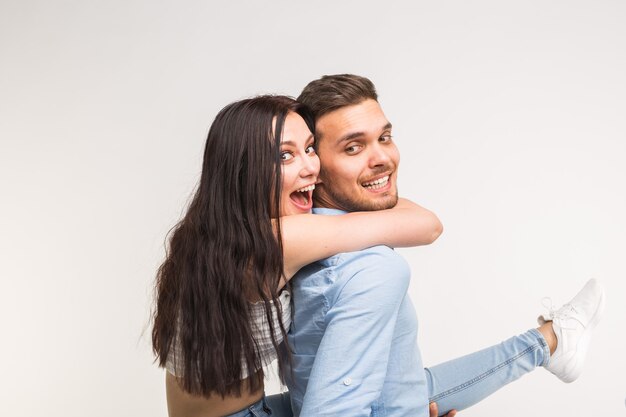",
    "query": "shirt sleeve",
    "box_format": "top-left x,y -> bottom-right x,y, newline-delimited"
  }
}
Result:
298,249 -> 411,417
